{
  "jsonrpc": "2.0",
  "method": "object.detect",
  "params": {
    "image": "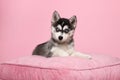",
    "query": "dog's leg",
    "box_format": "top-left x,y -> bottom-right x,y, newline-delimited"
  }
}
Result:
51,47 -> 69,57
71,51 -> 92,59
